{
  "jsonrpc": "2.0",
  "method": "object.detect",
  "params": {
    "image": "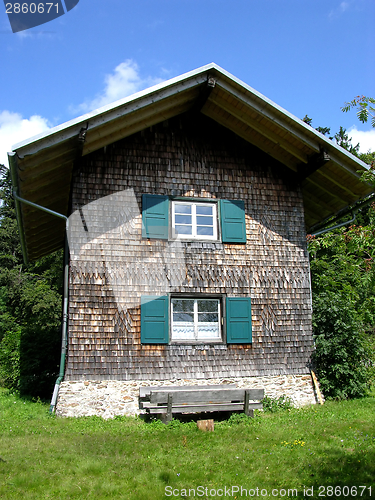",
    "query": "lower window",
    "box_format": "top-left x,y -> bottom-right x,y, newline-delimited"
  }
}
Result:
140,294 -> 252,345
171,298 -> 221,341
